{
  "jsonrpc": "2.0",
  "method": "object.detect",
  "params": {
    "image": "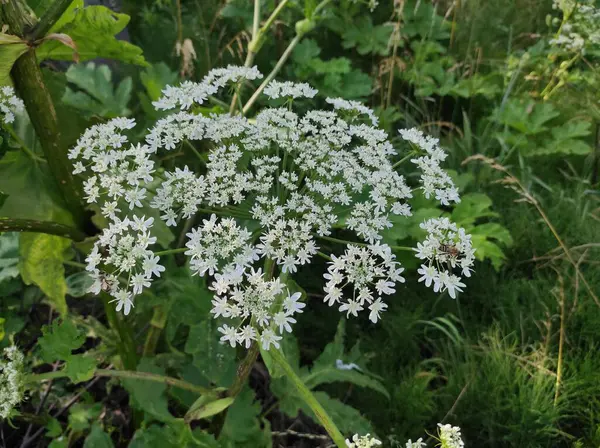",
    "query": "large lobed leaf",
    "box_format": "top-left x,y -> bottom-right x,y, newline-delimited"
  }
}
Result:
36,0 -> 147,66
